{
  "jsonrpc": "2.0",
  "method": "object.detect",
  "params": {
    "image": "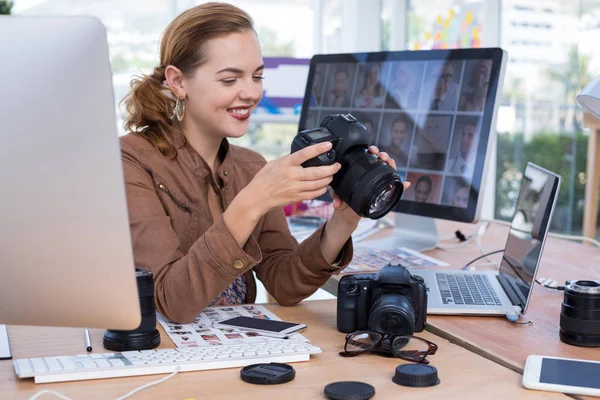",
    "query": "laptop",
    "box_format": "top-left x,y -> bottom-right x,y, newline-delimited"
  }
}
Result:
409,162 -> 561,318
